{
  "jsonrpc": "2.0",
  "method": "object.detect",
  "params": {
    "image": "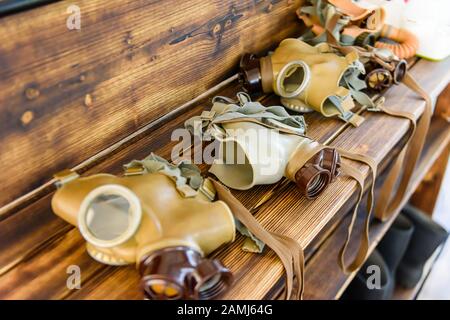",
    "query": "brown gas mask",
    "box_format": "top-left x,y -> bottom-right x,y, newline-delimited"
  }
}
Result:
51,157 -> 235,300
362,47 -> 407,92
